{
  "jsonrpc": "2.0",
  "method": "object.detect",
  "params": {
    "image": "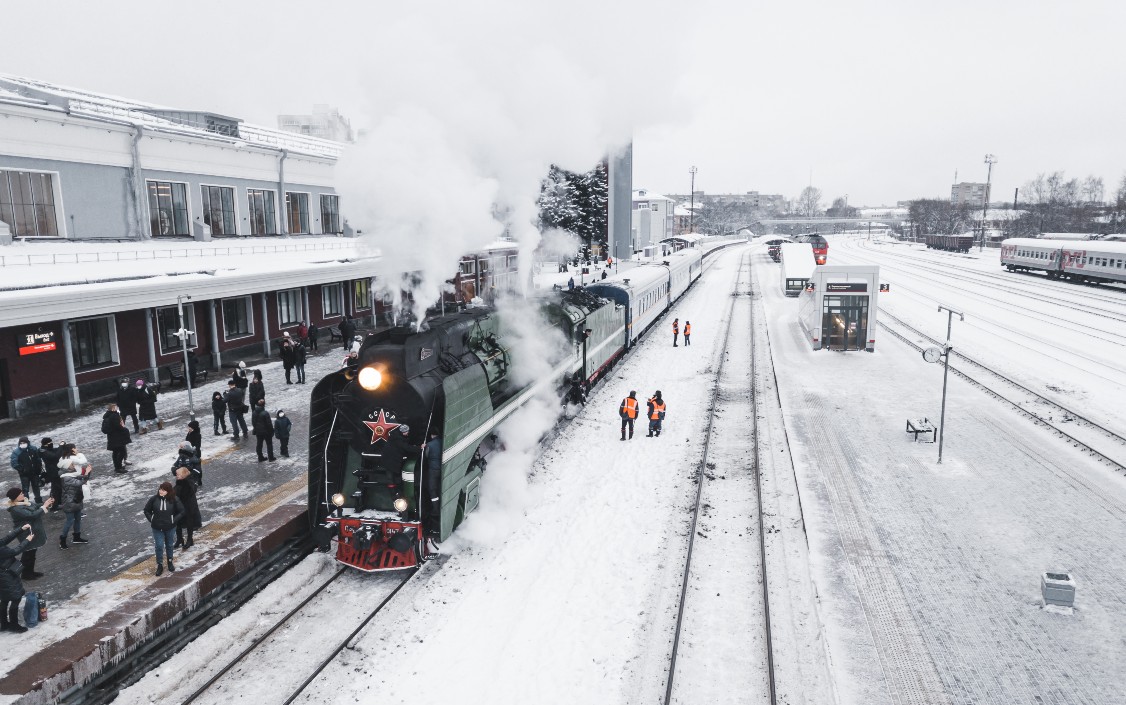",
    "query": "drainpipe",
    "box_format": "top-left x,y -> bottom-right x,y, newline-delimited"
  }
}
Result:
144,308 -> 159,383
59,320 -> 81,412
278,149 -> 289,236
261,293 -> 271,357
208,300 -> 222,370
131,126 -> 147,240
